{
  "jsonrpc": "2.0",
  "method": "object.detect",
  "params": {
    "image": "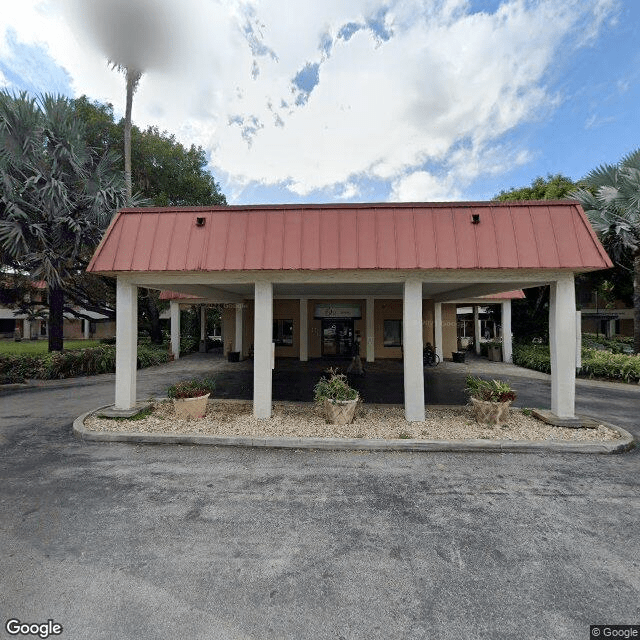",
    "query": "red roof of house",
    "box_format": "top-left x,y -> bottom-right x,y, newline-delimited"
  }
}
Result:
87,202 -> 612,273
